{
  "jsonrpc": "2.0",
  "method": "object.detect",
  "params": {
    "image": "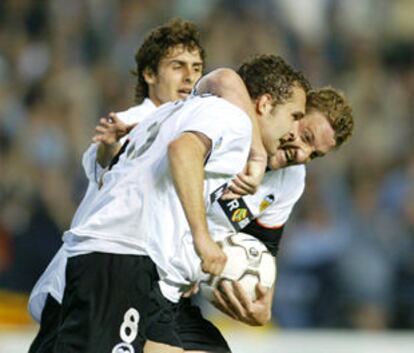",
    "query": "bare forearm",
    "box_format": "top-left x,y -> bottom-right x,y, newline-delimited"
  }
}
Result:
96,142 -> 121,168
168,132 -> 227,275
197,68 -> 254,116
197,69 -> 266,161
168,133 -> 210,241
